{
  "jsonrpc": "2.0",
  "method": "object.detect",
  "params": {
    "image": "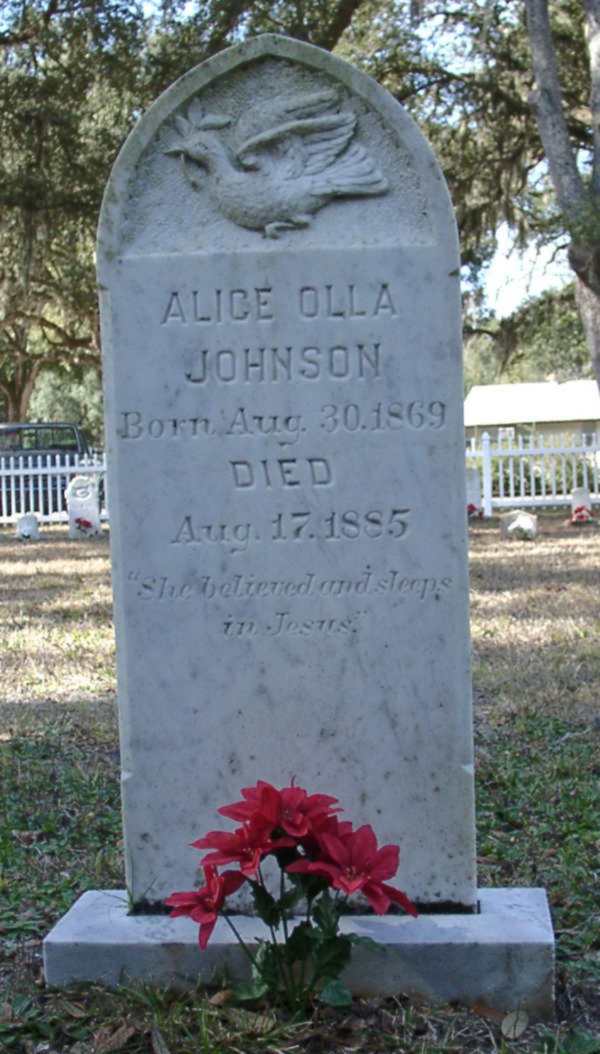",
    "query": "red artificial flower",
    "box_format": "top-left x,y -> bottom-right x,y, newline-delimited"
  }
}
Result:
288,824 -> 417,917
301,812 -> 354,856
572,505 -> 593,523
192,823 -> 294,876
165,866 -> 246,948
219,779 -> 340,838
